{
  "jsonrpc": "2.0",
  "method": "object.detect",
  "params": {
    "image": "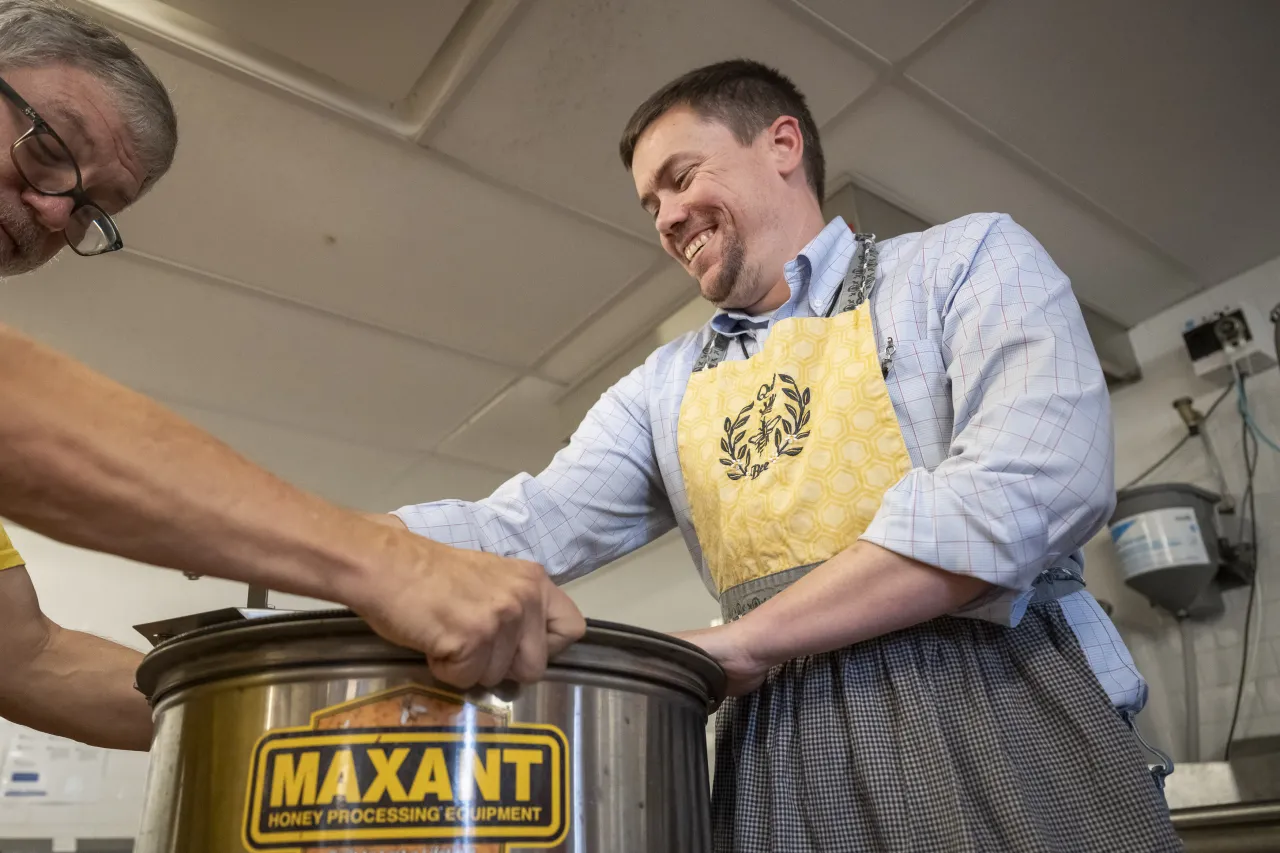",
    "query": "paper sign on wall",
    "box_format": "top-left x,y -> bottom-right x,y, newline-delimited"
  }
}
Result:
0,730 -> 106,804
